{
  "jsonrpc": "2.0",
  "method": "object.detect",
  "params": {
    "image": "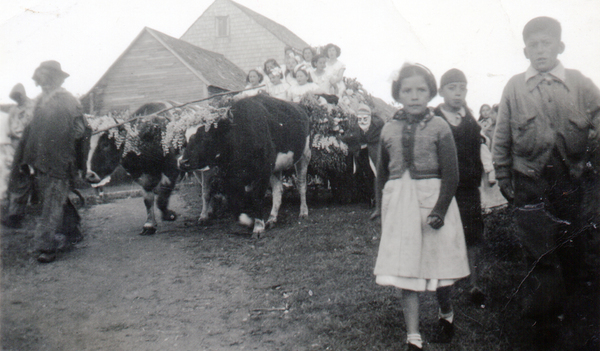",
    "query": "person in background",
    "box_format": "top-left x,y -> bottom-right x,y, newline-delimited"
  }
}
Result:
6,60 -> 91,263
301,46 -> 316,76
0,111 -> 11,201
434,68 -> 491,306
1,84 -> 35,209
492,16 -> 600,345
261,58 -> 280,85
235,69 -> 266,100
481,104 -> 498,145
324,43 -> 346,97
283,53 -> 300,87
265,66 -> 290,101
287,67 -> 320,103
7,83 -> 35,152
311,54 -> 334,96
373,63 -> 469,350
